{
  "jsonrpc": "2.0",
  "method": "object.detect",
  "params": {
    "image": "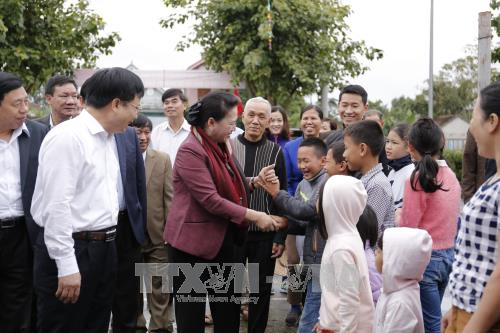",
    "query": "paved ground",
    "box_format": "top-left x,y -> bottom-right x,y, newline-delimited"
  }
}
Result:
142,275 -> 452,332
